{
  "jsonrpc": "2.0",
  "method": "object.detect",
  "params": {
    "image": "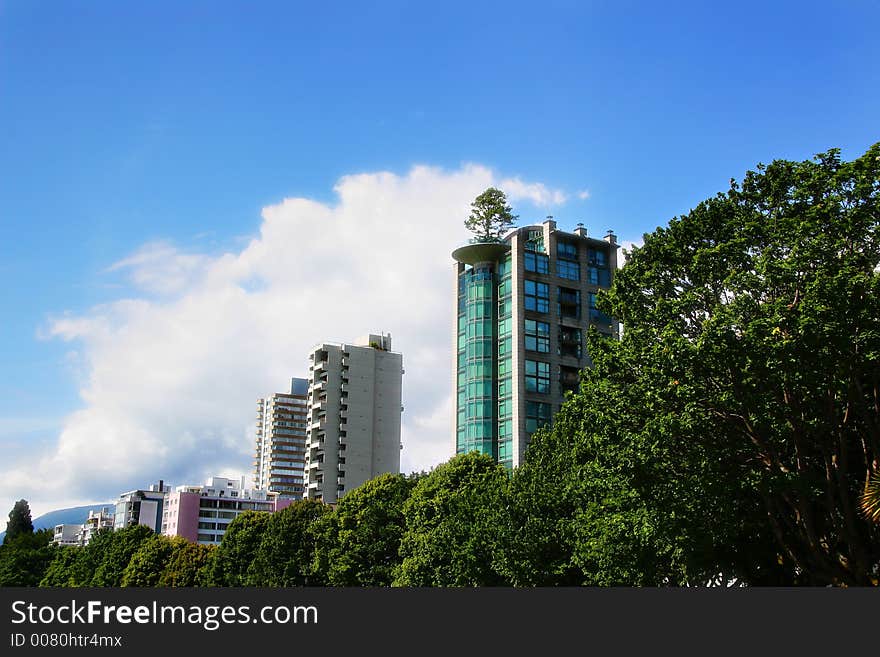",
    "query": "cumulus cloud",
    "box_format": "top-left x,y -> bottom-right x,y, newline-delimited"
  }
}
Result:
3,164 -> 577,516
